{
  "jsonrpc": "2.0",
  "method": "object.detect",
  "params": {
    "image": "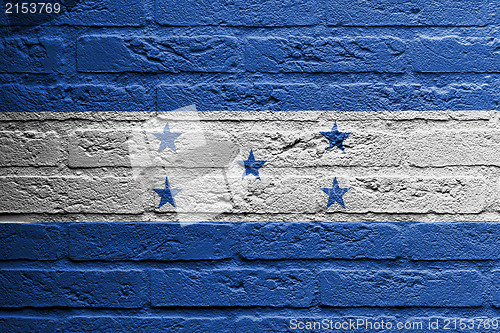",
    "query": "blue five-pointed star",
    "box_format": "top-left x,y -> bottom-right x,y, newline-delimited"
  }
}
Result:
322,177 -> 350,209
238,149 -> 266,180
153,176 -> 181,208
153,123 -> 182,153
320,121 -> 350,152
